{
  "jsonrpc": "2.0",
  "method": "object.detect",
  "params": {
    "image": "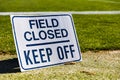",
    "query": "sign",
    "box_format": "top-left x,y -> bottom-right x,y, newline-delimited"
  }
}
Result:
10,14 -> 82,71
